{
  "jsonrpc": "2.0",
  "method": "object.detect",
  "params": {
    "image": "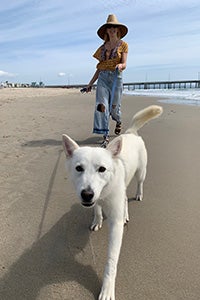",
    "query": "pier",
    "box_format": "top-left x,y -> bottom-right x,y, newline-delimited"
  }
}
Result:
45,79 -> 200,90
123,79 -> 200,90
